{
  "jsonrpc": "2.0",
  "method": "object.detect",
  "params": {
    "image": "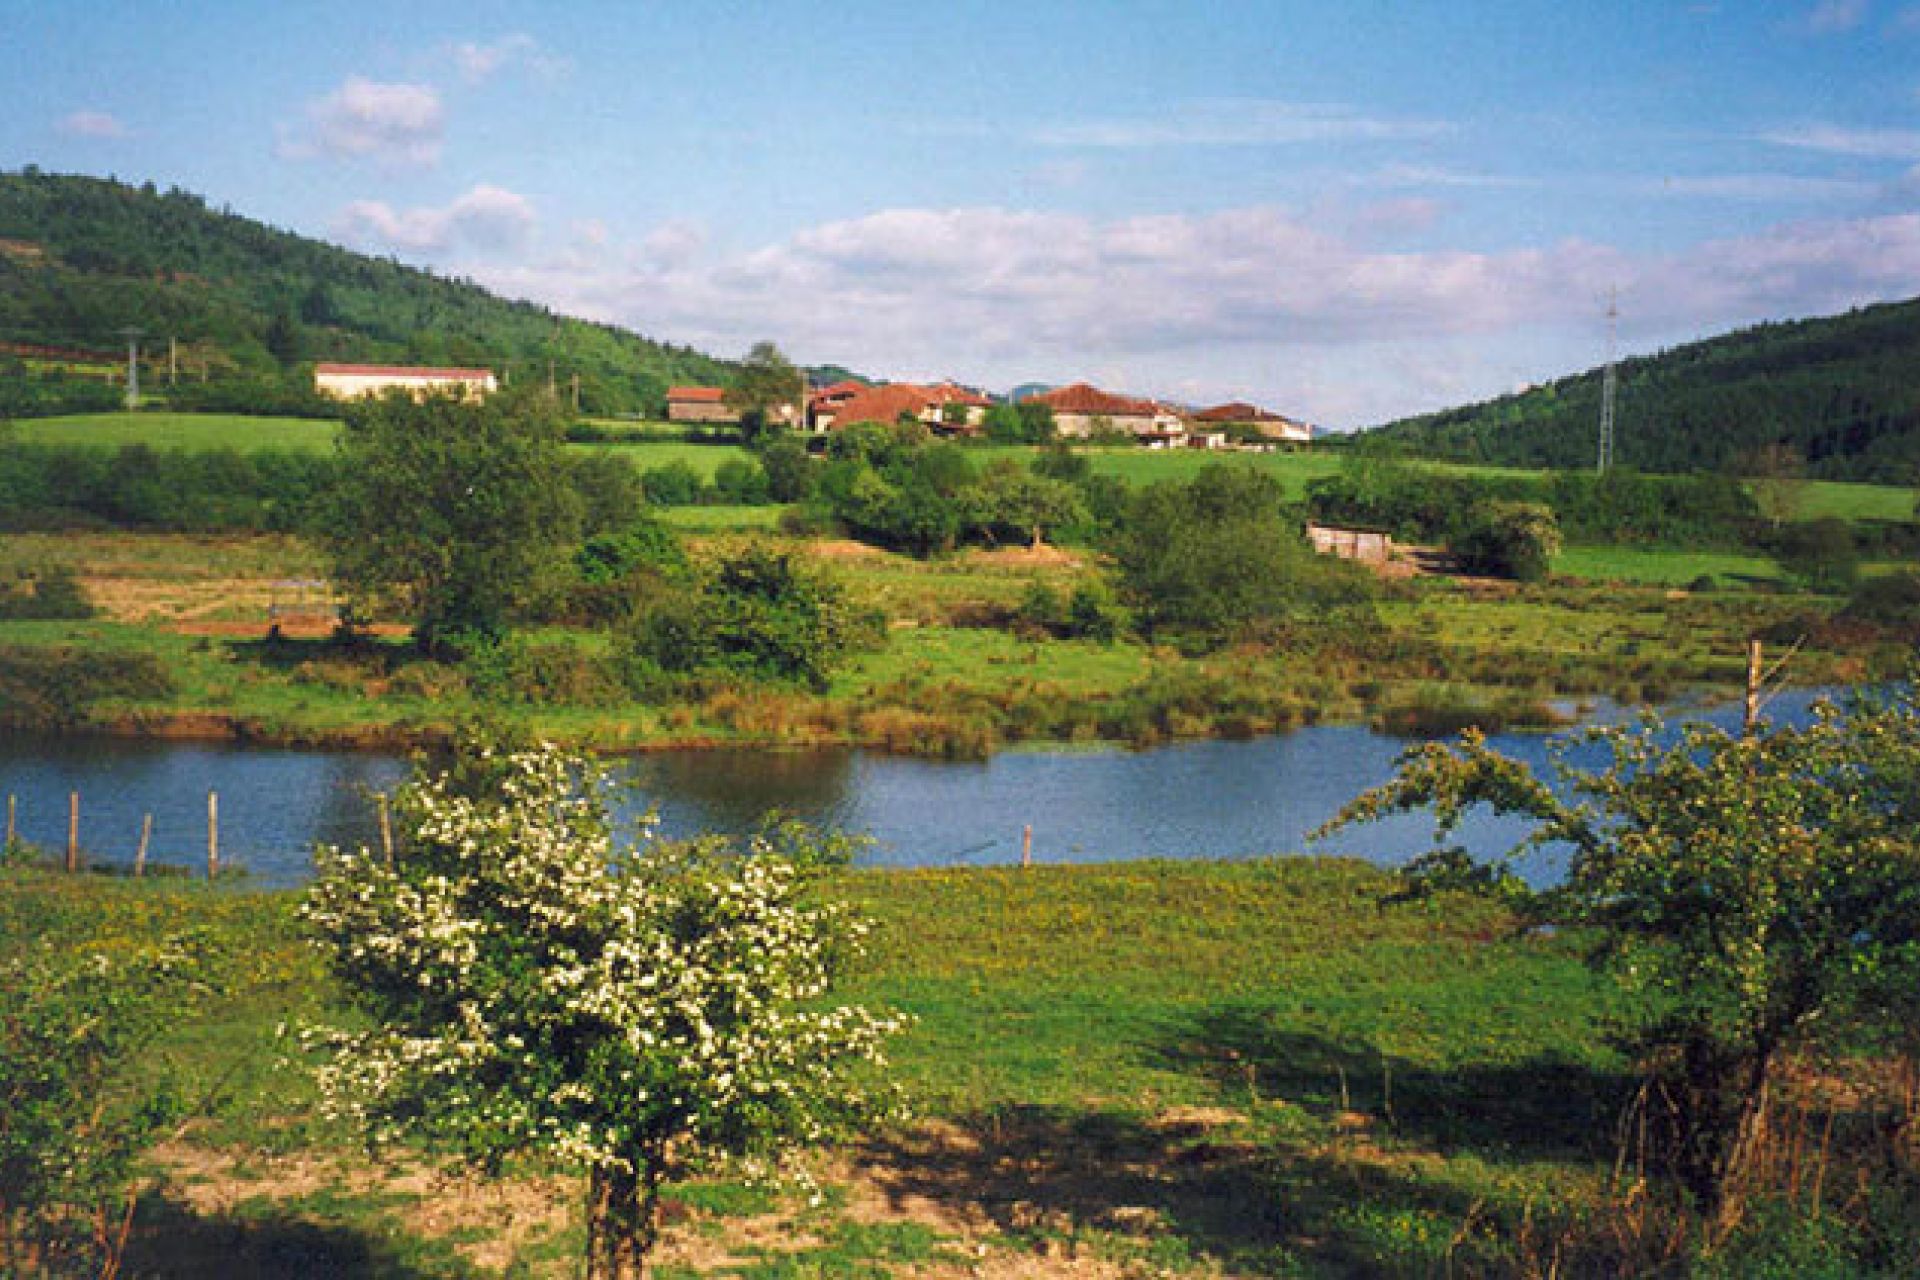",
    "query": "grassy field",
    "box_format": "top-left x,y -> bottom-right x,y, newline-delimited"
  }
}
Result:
4,856 -> 1903,1277
1552,544 -> 1787,586
0,861 -> 1609,1277
11,411 -> 342,452
1798,478 -> 1917,523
